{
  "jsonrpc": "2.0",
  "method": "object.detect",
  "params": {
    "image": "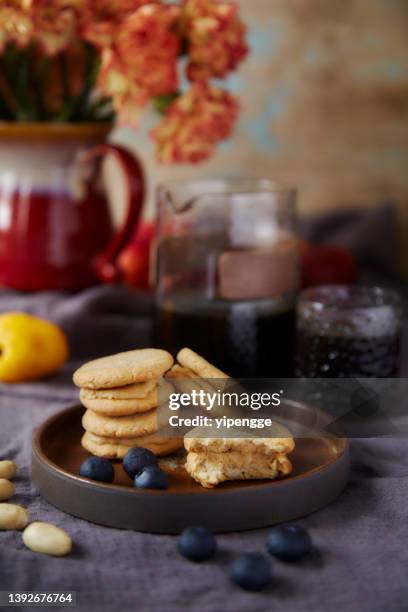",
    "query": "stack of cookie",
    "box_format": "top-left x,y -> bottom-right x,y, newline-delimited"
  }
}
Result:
184,425 -> 295,488
73,349 -> 182,459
